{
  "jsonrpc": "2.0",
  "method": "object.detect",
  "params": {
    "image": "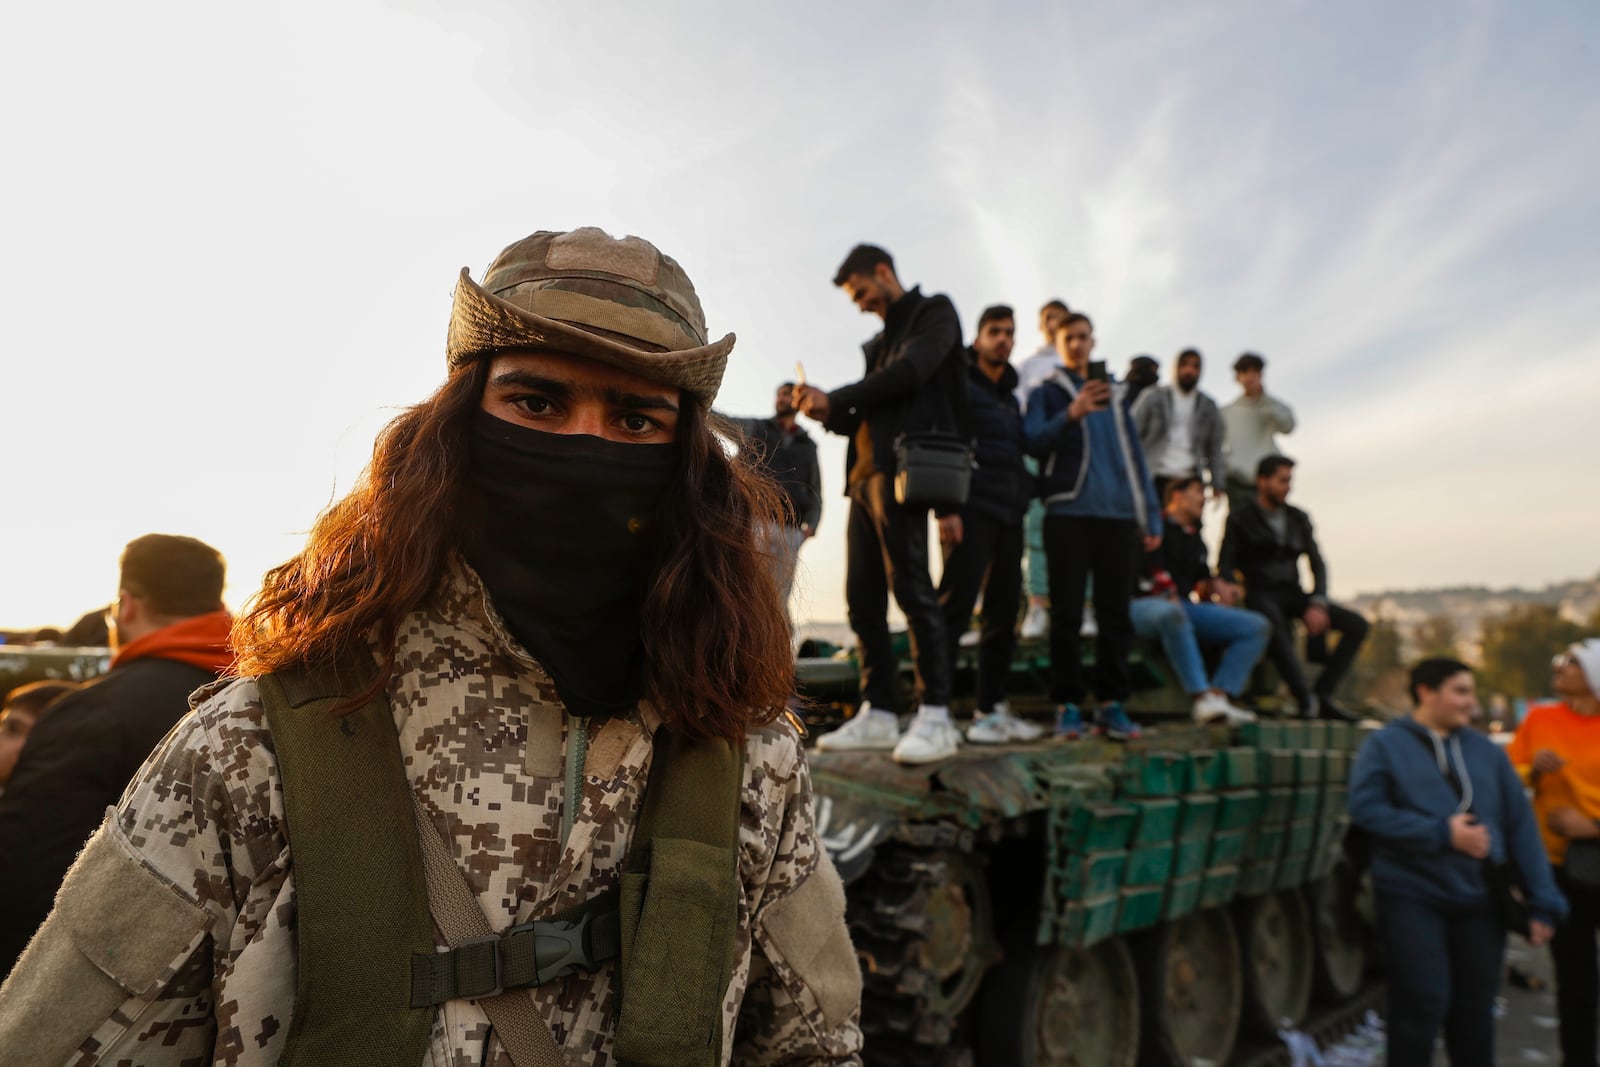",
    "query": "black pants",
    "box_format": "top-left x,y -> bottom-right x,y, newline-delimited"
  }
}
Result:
846,474 -> 950,709
938,510 -> 1023,713
1042,515 -> 1139,705
1554,866 -> 1600,1066
1378,893 -> 1505,1067
1244,585 -> 1369,707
